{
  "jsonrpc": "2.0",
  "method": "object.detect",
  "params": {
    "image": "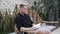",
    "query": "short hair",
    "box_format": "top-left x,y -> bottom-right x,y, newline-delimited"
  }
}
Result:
20,4 -> 26,8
